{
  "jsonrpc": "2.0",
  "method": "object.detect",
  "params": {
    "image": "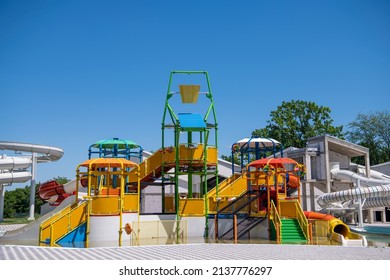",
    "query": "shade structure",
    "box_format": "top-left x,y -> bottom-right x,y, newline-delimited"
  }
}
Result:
79,157 -> 138,169
90,138 -> 140,149
248,157 -> 299,169
234,137 -> 281,148
178,113 -> 206,131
